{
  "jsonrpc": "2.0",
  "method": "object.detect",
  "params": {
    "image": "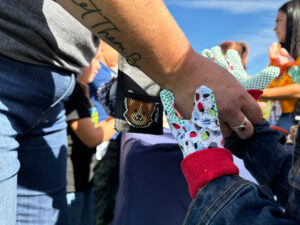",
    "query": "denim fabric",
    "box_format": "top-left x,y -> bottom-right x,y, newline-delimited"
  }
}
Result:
66,188 -> 95,225
183,120 -> 299,224
0,54 -> 75,224
184,176 -> 297,225
225,119 -> 292,205
276,113 -> 297,133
